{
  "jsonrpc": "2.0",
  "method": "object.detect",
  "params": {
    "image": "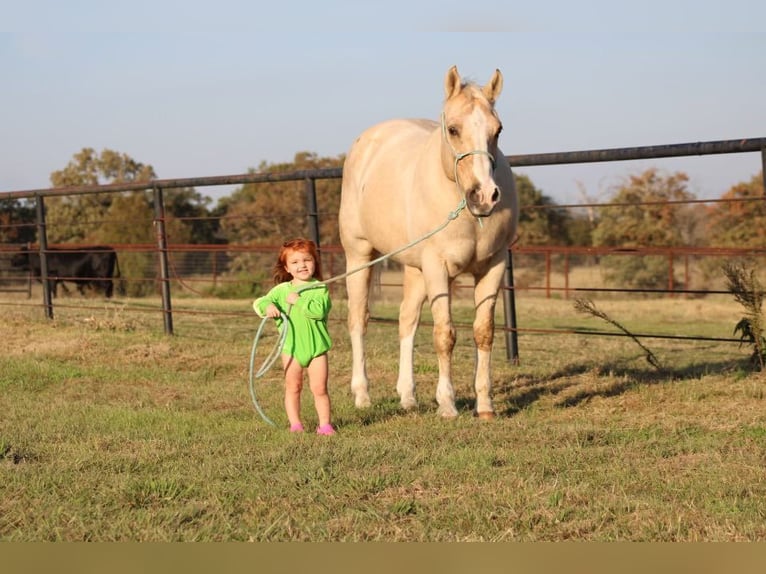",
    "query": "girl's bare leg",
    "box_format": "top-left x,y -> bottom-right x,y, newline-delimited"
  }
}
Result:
307,354 -> 331,427
282,355 -> 304,428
